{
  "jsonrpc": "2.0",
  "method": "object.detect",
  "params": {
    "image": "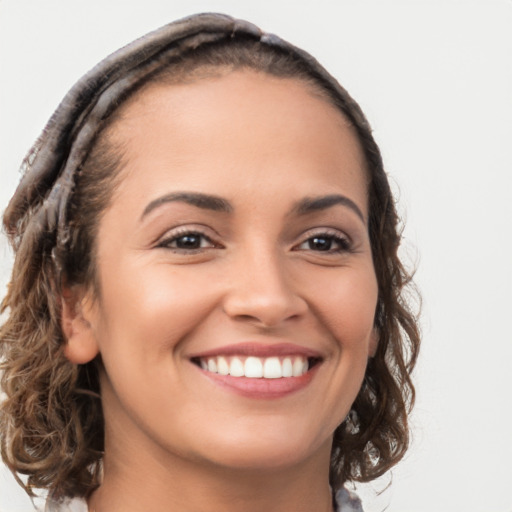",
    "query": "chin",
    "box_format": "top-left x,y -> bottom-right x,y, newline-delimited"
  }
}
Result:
193,424 -> 332,472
